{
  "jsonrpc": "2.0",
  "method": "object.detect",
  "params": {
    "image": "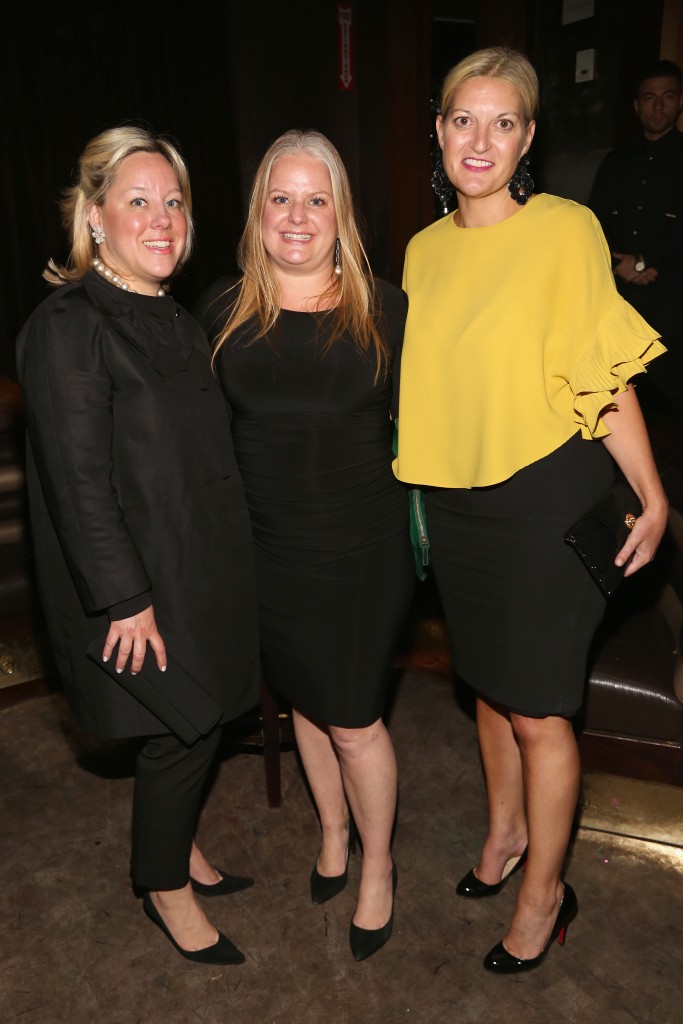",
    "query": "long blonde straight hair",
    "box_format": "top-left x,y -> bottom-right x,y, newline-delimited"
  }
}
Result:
212,129 -> 387,374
